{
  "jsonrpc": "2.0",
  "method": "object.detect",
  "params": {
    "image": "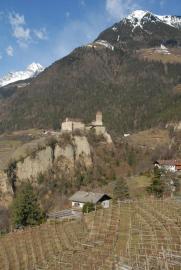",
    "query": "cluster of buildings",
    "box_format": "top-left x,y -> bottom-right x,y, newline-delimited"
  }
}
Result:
61,111 -> 112,143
